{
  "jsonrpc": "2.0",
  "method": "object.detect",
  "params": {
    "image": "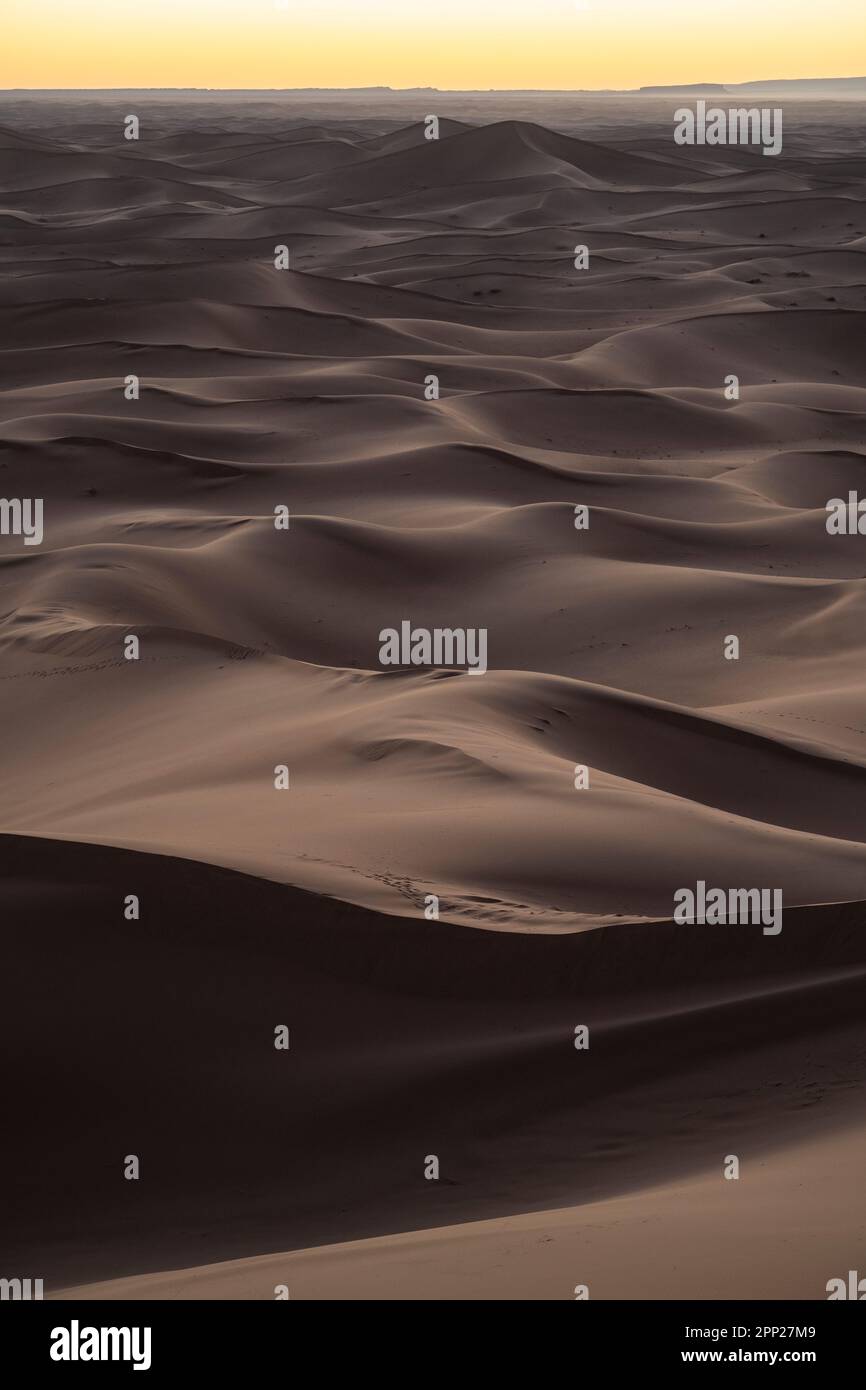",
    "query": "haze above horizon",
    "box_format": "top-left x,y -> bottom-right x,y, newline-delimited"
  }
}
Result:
4,0 -> 864,91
